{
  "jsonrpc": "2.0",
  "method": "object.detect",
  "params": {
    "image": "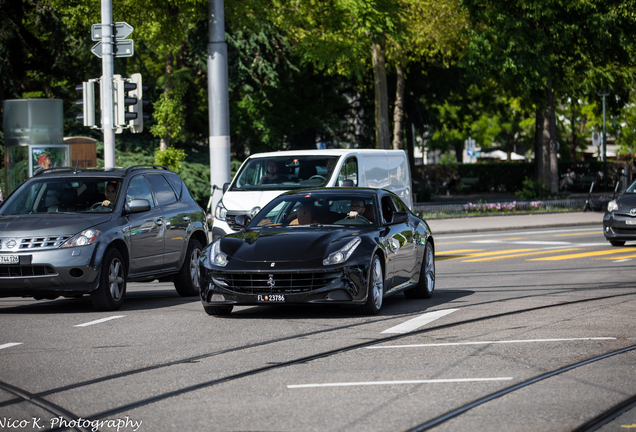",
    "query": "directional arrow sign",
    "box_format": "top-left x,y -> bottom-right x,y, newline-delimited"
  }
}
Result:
91,22 -> 134,41
91,39 -> 135,58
